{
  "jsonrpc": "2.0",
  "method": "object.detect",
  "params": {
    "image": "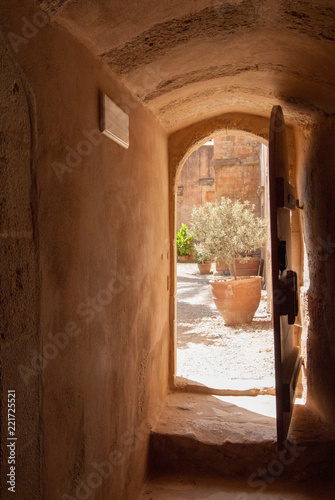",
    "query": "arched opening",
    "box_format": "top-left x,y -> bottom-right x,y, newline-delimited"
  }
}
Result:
168,112 -> 307,429
169,114 -> 273,385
